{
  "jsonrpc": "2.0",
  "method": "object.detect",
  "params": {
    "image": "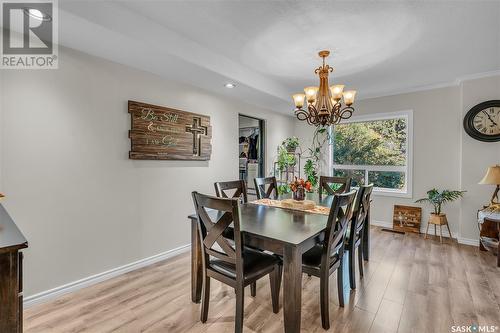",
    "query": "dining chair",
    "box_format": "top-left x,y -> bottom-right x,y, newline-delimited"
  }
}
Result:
319,176 -> 352,198
302,190 -> 357,330
191,192 -> 281,333
254,176 -> 278,200
347,184 -> 373,290
214,180 -> 248,203
214,180 -> 258,296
